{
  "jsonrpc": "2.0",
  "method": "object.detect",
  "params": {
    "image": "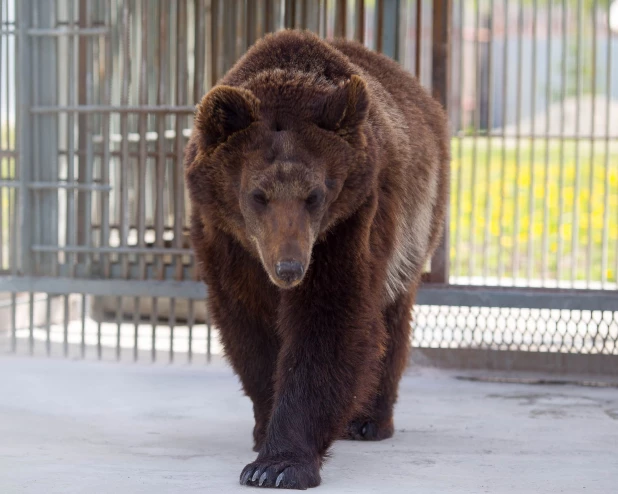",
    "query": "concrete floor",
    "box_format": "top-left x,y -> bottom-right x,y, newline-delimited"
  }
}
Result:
0,356 -> 616,493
